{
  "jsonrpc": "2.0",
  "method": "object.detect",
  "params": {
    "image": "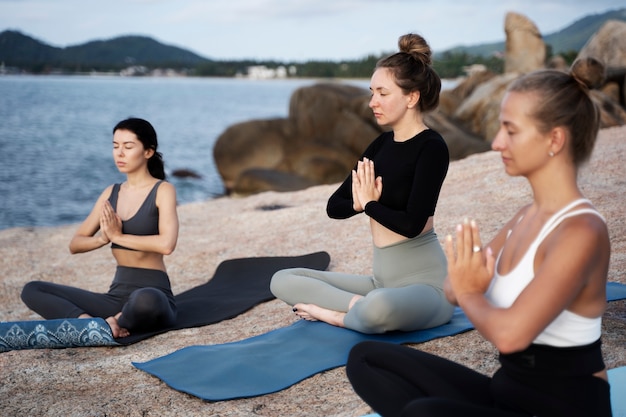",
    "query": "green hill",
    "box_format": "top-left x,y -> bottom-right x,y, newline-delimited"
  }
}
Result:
0,30 -> 210,71
442,8 -> 626,57
1,7 -> 624,75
